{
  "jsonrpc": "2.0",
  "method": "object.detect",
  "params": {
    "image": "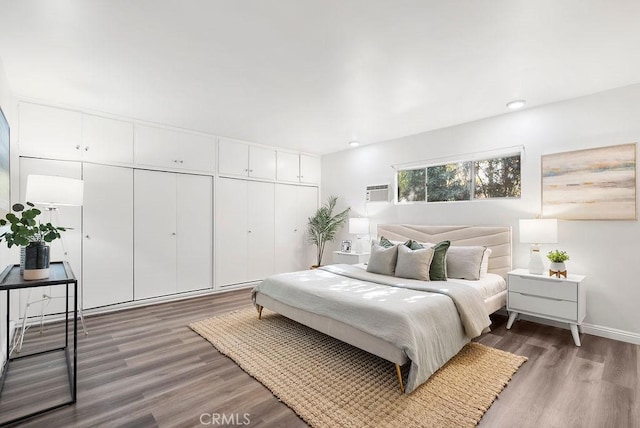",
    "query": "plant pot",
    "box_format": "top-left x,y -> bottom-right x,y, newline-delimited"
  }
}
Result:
549,261 -> 566,277
23,242 -> 50,280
